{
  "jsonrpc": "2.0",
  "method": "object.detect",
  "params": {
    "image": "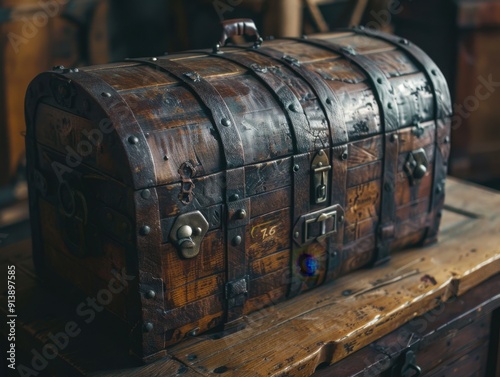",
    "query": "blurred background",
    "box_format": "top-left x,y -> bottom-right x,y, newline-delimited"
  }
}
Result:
1,0 -> 499,245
